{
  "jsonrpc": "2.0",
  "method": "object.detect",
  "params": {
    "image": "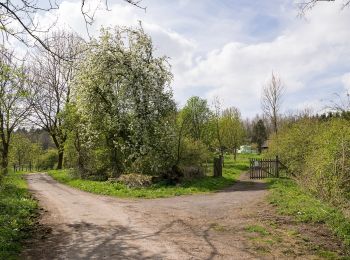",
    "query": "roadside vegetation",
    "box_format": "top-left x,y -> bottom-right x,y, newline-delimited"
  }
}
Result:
265,114 -> 350,255
267,117 -> 350,209
268,178 -> 350,250
0,171 -> 37,259
48,154 -> 253,198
